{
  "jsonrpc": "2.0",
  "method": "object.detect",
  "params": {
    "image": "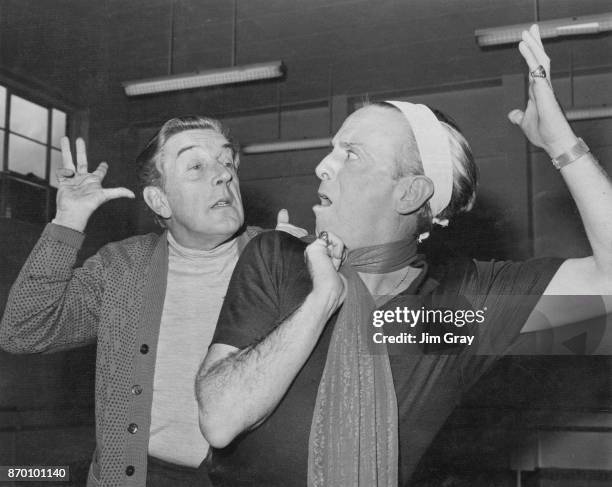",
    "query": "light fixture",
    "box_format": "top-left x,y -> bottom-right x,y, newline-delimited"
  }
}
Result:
242,137 -> 331,154
122,0 -> 285,96
123,61 -> 285,96
566,106 -> 612,121
475,12 -> 612,46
